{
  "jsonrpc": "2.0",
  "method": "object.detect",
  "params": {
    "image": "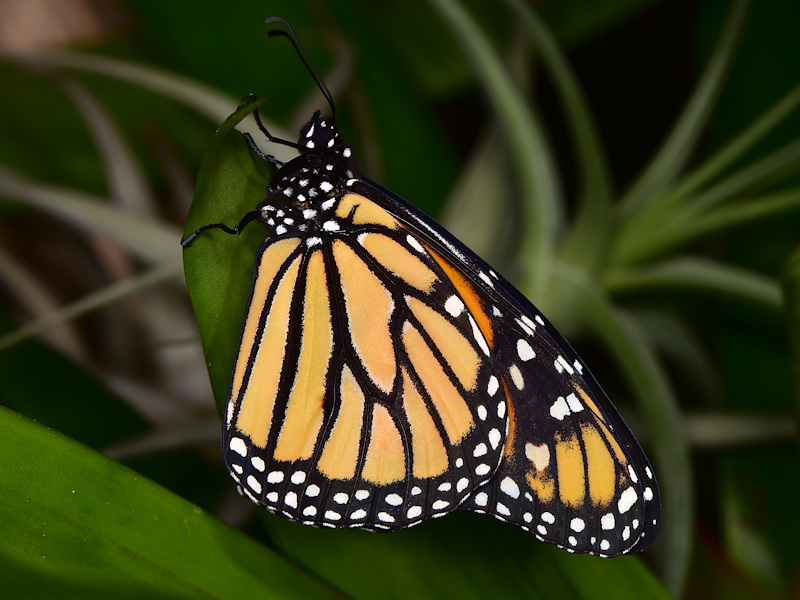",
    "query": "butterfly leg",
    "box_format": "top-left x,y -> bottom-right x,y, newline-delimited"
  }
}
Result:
181,210 -> 264,247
